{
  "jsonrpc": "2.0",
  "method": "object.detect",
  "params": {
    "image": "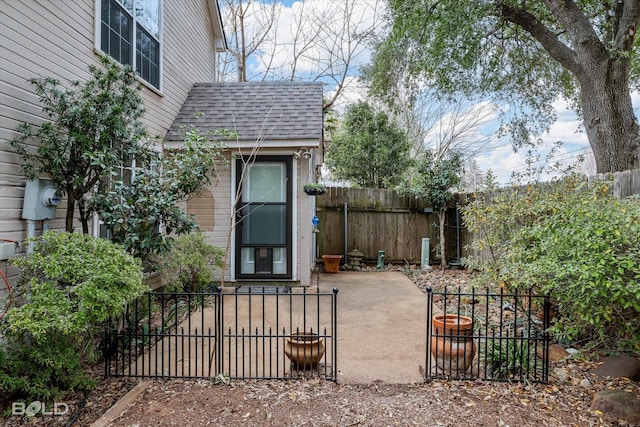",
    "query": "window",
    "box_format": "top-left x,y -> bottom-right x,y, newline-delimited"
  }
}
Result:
99,0 -> 161,89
